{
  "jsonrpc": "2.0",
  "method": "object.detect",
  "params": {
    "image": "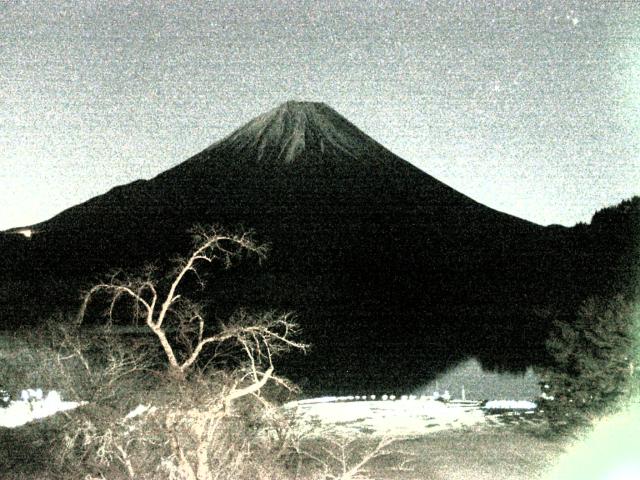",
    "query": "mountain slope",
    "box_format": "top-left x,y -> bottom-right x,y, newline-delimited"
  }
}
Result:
1,101 -> 569,393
